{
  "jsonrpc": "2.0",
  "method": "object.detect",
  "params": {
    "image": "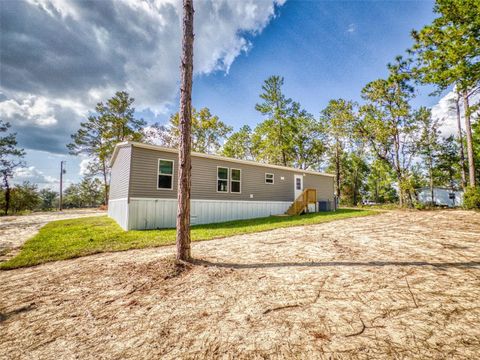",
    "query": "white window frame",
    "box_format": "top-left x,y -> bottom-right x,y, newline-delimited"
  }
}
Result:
157,158 -> 174,190
265,173 -> 274,184
217,166 -> 229,193
230,168 -> 242,194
